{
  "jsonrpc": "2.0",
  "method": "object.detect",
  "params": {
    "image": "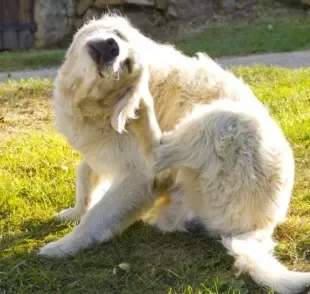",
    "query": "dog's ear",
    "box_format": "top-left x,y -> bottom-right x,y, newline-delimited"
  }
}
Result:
111,70 -> 151,134
111,95 -> 138,134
